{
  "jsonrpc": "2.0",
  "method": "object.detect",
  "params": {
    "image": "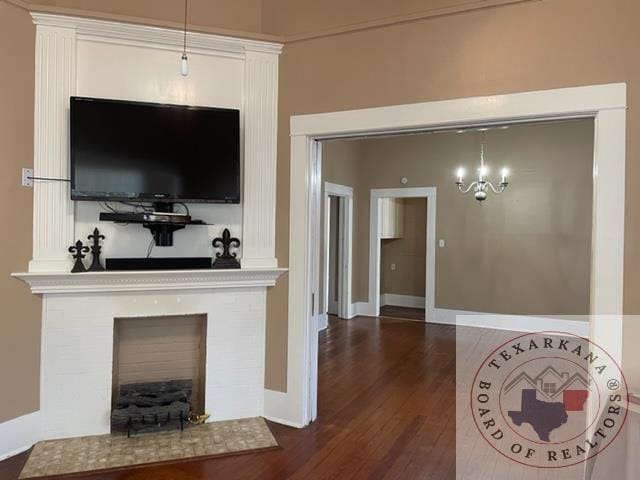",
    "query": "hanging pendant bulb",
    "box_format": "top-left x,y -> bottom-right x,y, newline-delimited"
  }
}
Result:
180,53 -> 189,76
180,0 -> 189,77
